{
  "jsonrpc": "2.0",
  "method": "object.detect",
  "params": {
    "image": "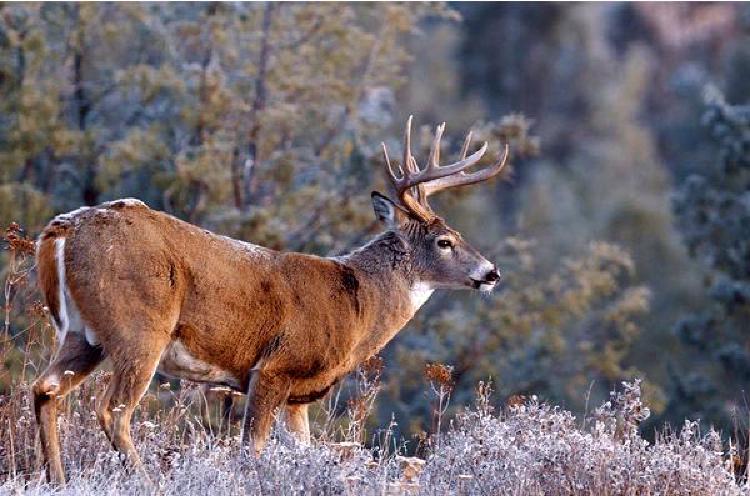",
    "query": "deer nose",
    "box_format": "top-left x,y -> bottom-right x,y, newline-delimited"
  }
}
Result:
485,269 -> 500,283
